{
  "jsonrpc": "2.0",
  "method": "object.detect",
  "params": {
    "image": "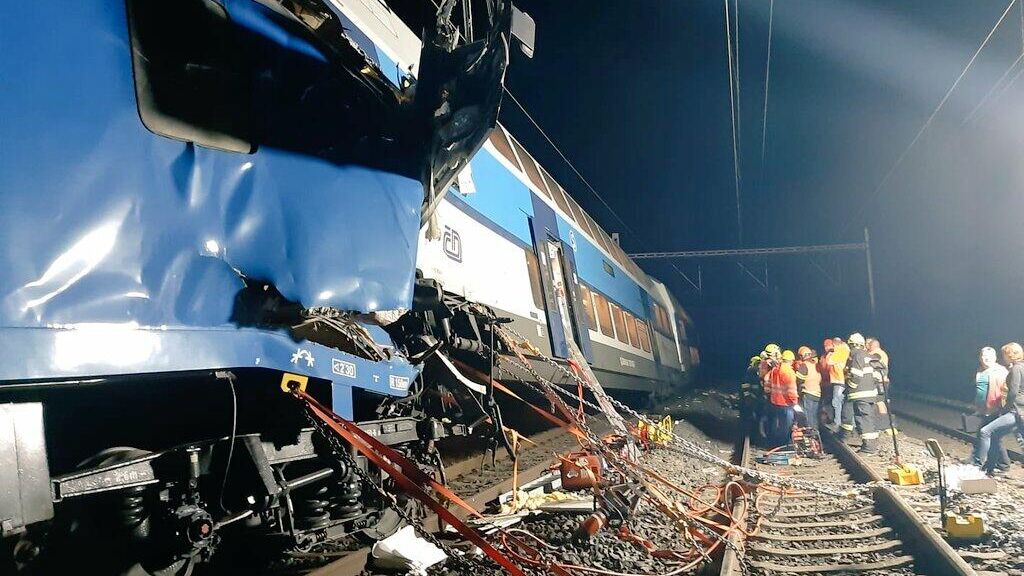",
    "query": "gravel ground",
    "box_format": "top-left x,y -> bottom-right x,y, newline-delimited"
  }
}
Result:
425,389 -> 742,576
849,428 -> 1024,576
